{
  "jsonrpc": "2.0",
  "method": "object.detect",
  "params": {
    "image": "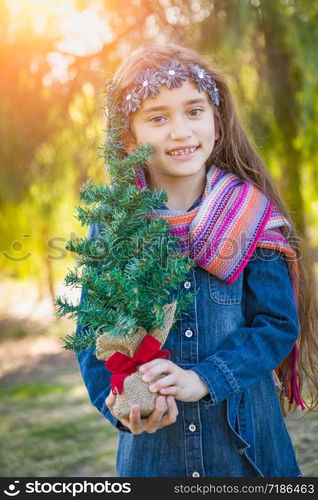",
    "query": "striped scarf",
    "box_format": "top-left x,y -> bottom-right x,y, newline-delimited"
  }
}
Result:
134,164 -> 305,410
